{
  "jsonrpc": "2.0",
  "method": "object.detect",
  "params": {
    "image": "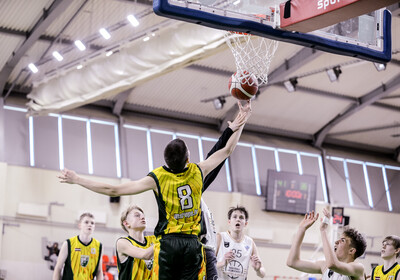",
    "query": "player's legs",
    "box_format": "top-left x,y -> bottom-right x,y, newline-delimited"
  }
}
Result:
205,247 -> 218,280
180,237 -> 206,280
